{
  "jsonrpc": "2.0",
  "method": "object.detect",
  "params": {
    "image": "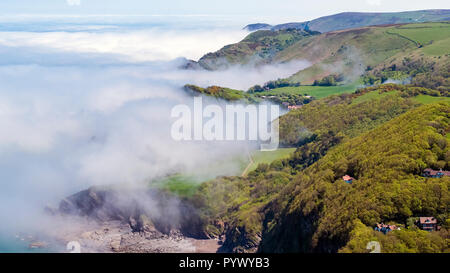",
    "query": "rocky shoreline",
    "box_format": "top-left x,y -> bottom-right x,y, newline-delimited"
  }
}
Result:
53,219 -> 220,253
38,186 -> 222,253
